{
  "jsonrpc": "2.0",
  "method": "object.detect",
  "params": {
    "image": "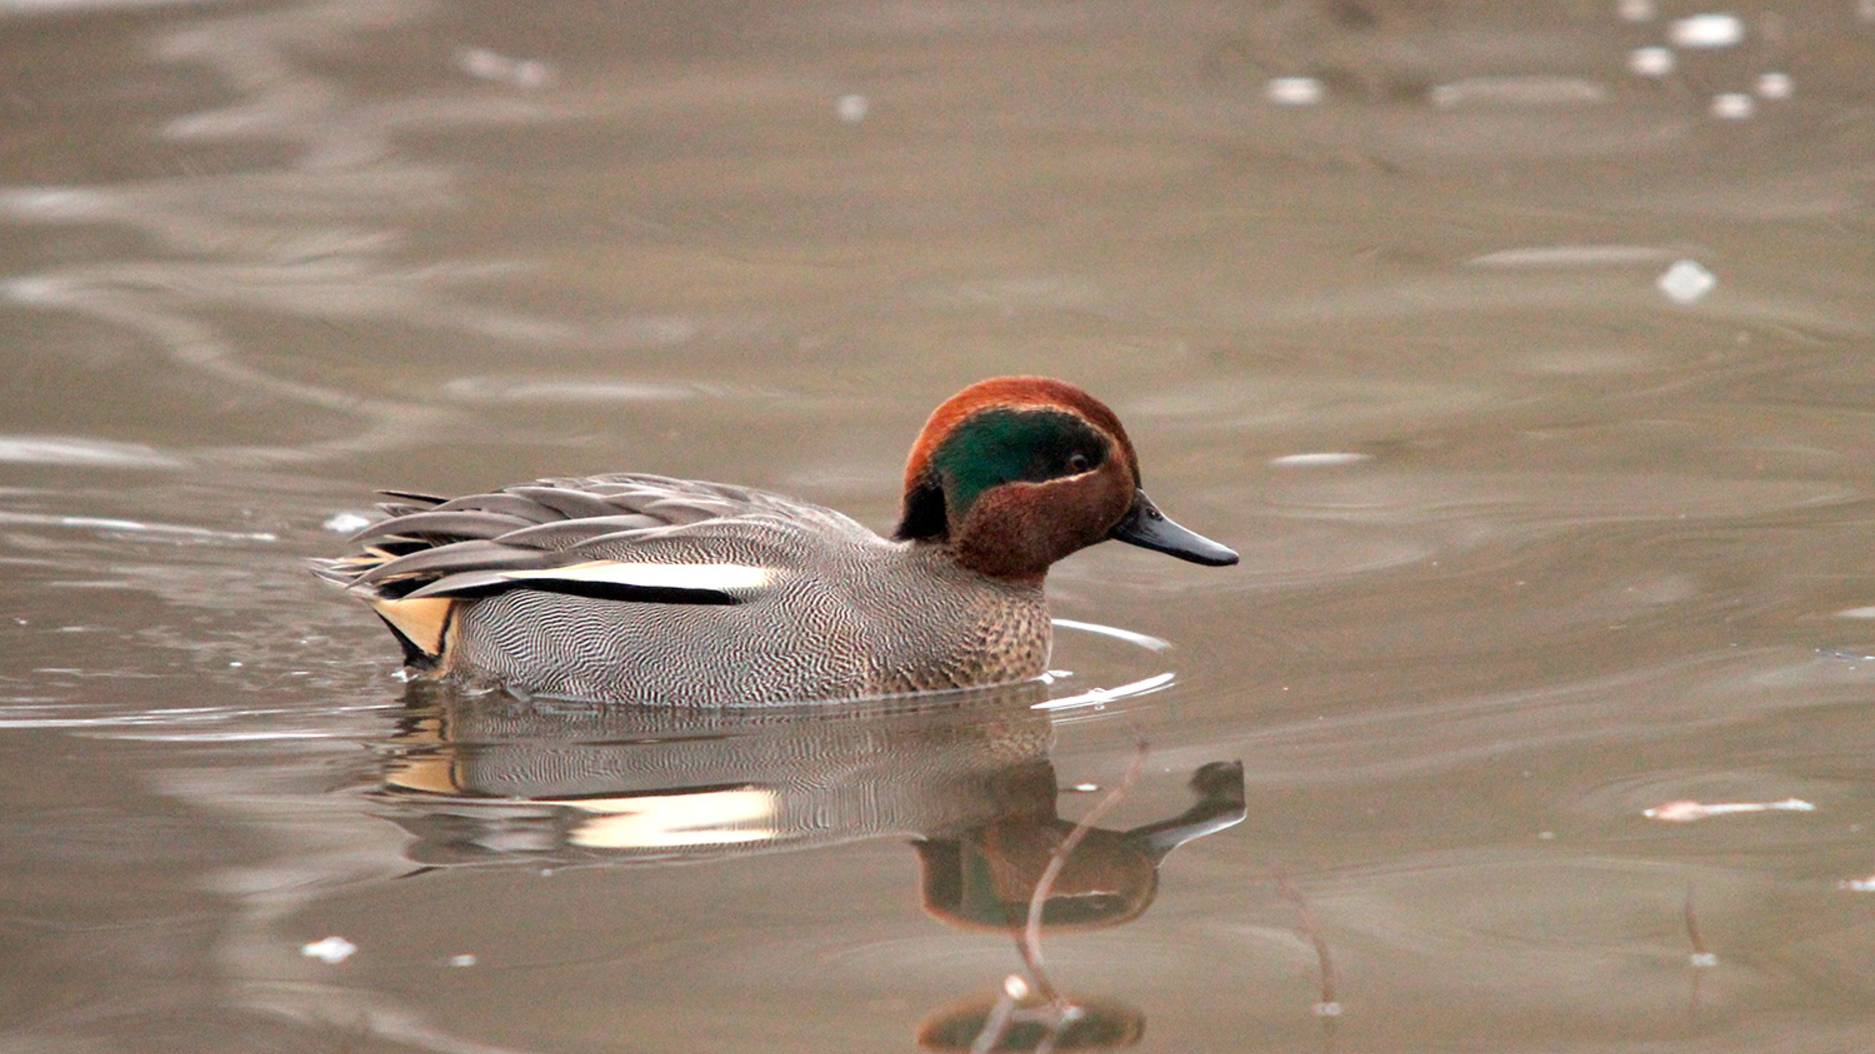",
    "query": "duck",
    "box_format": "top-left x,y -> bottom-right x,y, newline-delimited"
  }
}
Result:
317,375 -> 1237,704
